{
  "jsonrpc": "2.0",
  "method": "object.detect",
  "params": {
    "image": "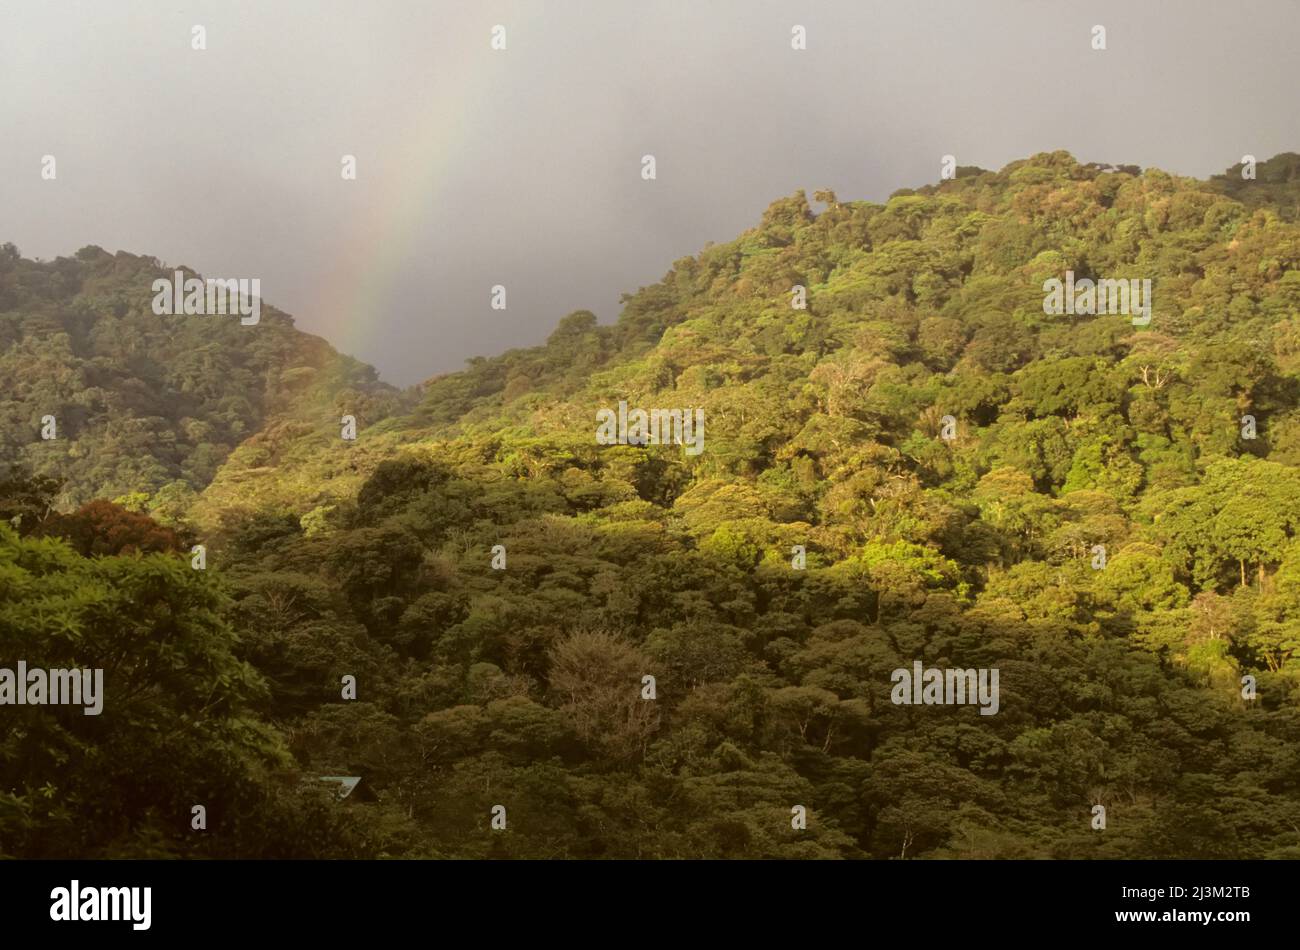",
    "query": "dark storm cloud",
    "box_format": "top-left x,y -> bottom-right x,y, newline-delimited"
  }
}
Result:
2,0 -> 1297,385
